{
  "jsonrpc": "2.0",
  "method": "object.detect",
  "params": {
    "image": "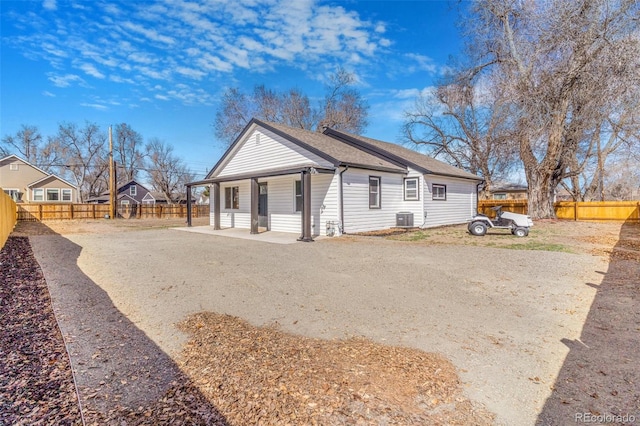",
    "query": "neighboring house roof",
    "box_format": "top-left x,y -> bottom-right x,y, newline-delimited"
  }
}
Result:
87,179 -> 151,202
491,184 -> 528,193
149,191 -> 169,202
1,154 -> 51,177
26,173 -> 77,189
200,119 -> 482,183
